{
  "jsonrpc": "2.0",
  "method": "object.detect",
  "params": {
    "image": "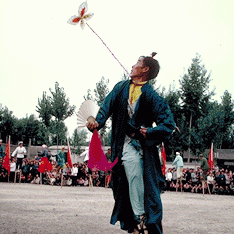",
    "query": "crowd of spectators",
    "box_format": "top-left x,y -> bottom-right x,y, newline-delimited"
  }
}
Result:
165,166 -> 234,195
1,152 -> 234,196
0,156 -> 112,188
